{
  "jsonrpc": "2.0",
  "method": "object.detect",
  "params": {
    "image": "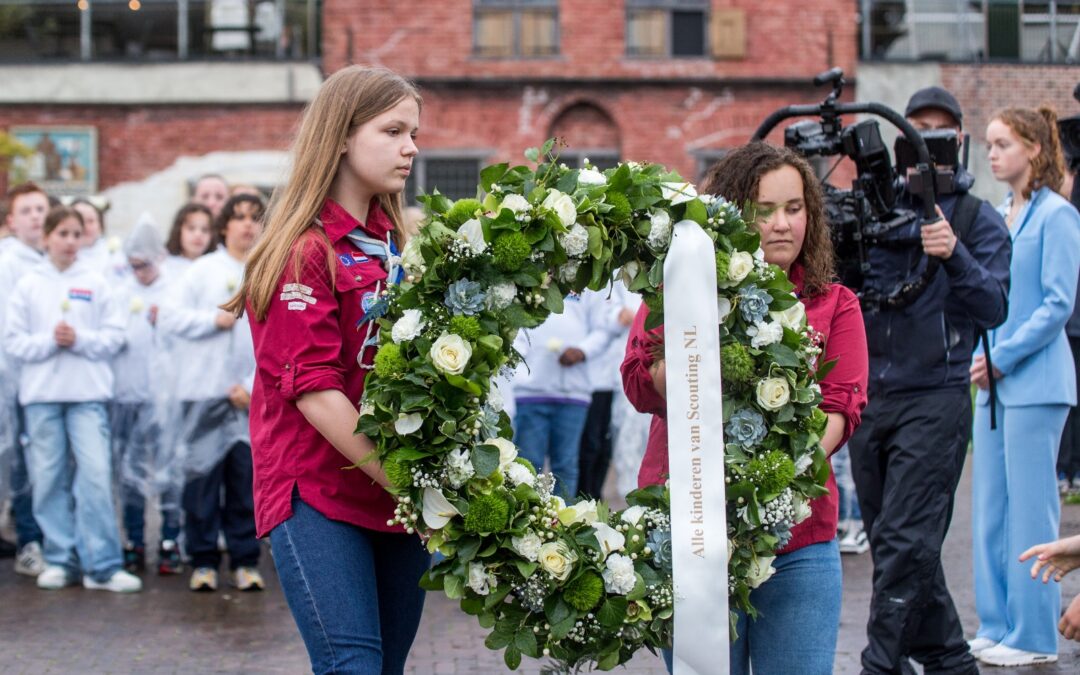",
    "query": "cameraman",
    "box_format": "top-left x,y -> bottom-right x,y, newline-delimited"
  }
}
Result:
848,87 -> 1012,675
